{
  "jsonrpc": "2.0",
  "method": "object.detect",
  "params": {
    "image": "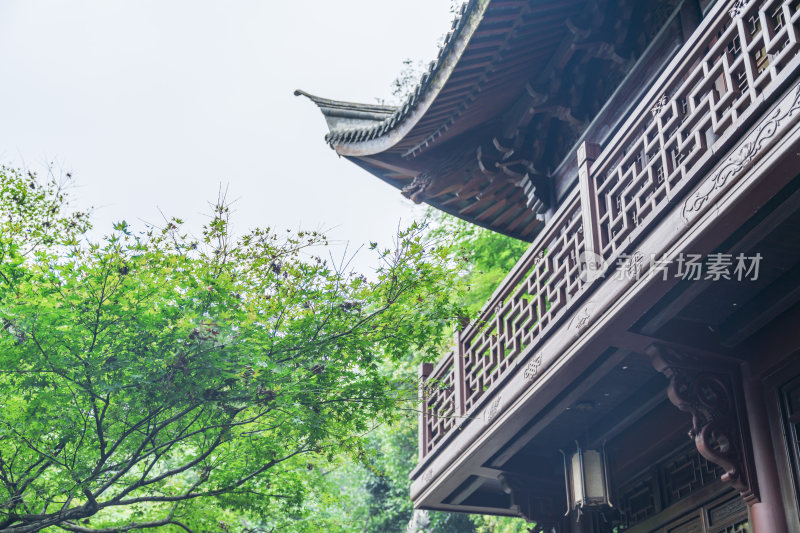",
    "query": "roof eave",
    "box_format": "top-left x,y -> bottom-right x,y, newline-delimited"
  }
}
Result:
328,0 -> 491,157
